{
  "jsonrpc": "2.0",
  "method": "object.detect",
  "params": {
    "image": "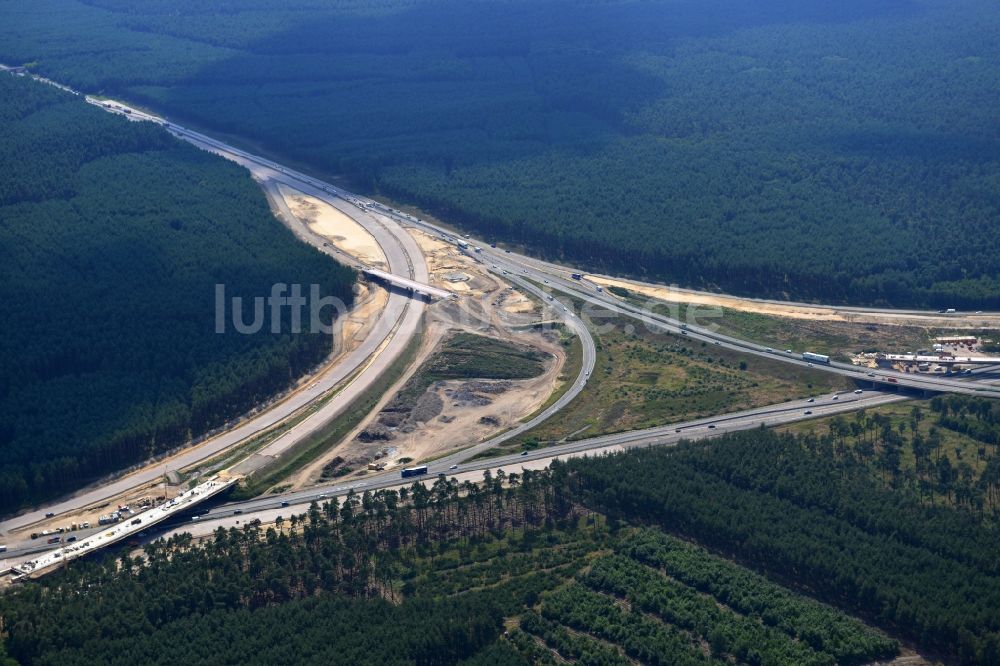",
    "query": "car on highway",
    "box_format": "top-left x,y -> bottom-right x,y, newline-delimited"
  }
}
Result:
854,389 -> 863,394
449,464 -> 459,470
675,428 -> 682,433
281,501 -> 290,507
833,395 -> 839,400
867,372 -> 876,377
233,509 -> 243,515
707,424 -> 717,429
807,397 -> 815,402
785,349 -> 792,353
521,451 -> 529,456
765,347 -> 773,352
804,410 -> 813,415
714,341 -> 721,345
45,512 -> 55,518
